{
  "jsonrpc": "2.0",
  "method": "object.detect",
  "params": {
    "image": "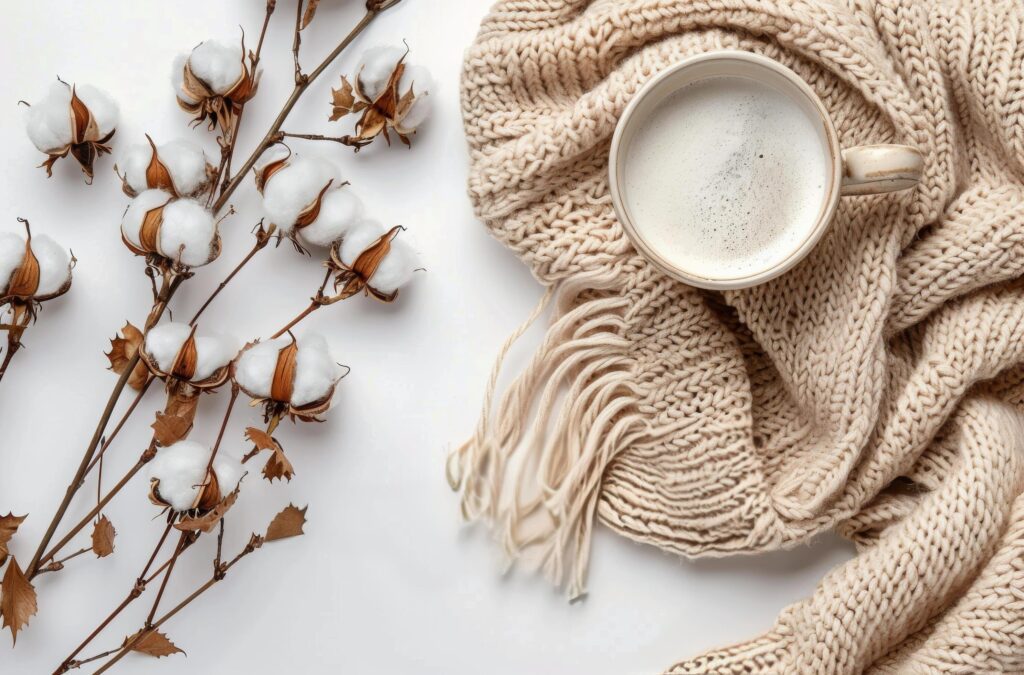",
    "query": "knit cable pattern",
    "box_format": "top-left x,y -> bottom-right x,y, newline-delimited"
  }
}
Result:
448,1 -> 1024,671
